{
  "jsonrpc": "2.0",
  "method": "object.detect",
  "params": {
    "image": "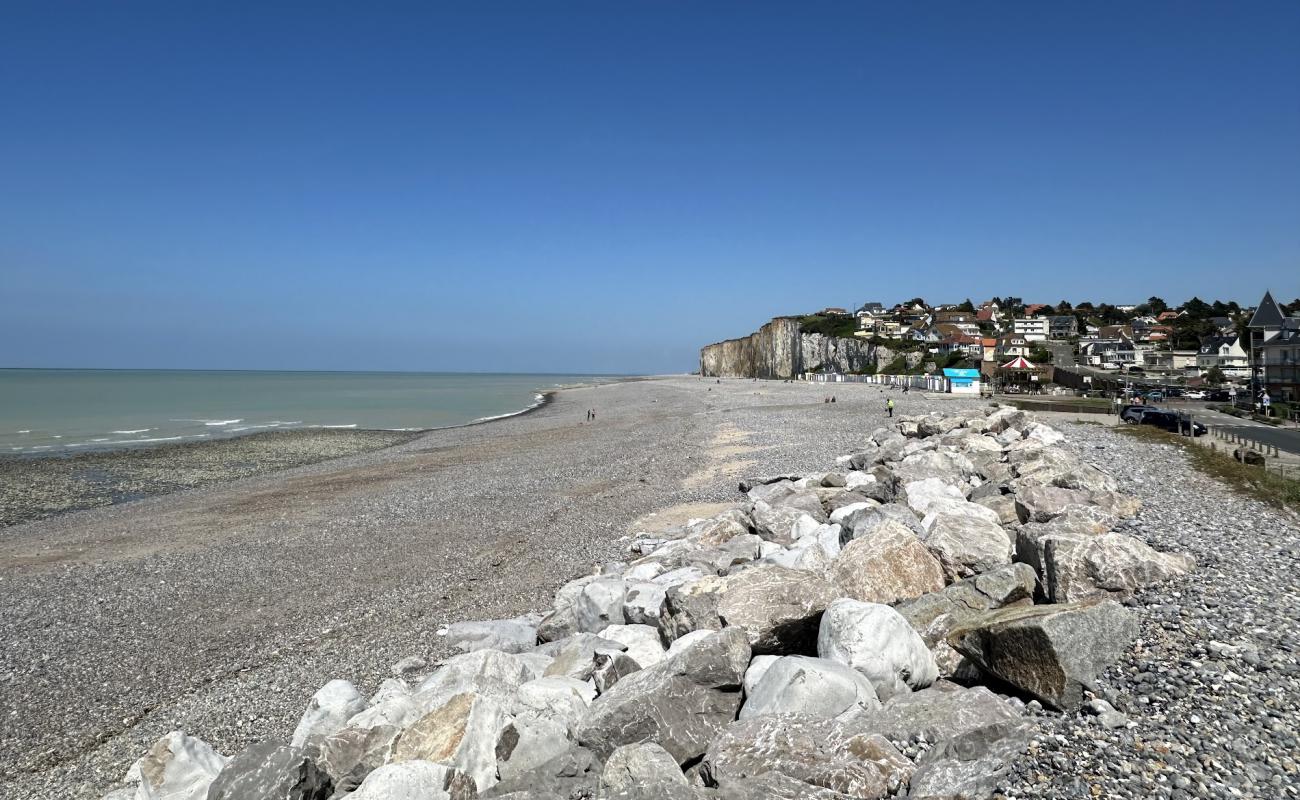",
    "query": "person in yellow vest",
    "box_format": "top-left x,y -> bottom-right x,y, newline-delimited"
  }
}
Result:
886,397 -> 895,418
